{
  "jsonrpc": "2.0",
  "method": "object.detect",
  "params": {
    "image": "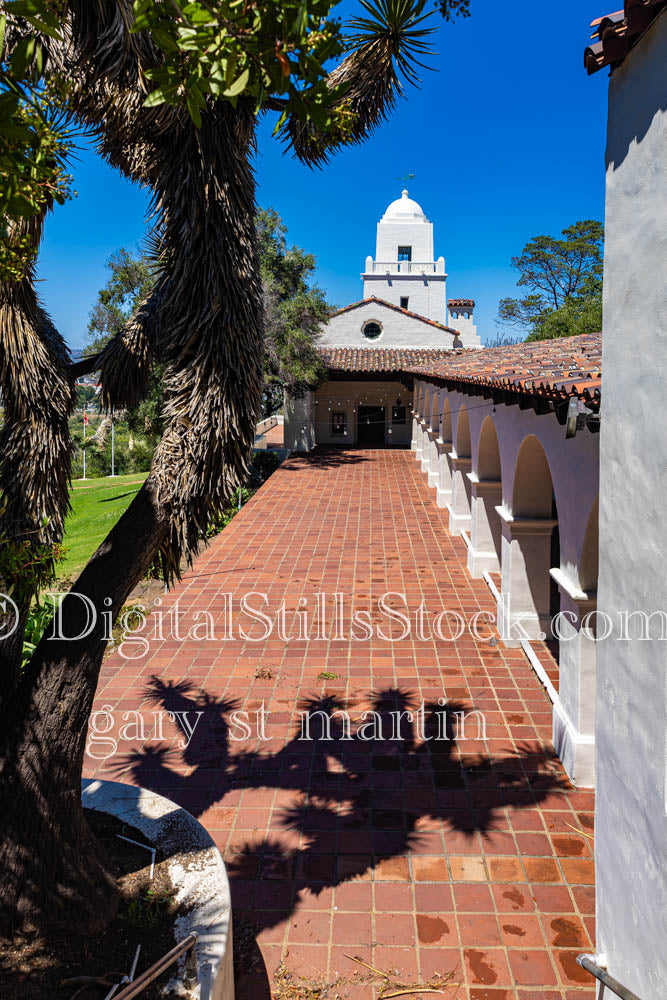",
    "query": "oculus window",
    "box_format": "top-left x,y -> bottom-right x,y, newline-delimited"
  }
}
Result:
362,321 -> 382,340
